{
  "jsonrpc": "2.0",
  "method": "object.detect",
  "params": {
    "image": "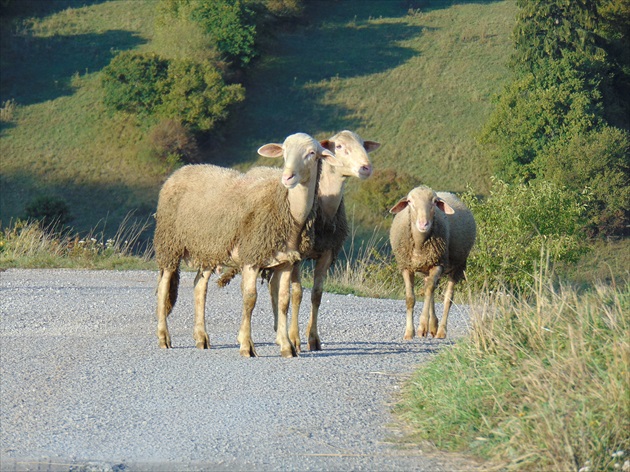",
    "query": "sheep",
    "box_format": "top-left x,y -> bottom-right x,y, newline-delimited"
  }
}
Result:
268,131 -> 381,352
389,185 -> 476,339
153,132 -> 339,358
